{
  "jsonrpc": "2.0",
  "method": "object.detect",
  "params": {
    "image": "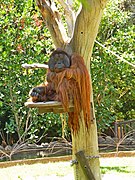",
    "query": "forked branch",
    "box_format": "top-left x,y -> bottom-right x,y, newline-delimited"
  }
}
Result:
36,0 -> 69,48
57,0 -> 75,37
